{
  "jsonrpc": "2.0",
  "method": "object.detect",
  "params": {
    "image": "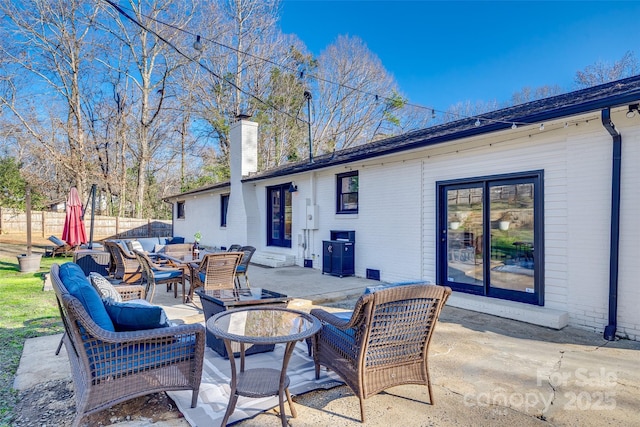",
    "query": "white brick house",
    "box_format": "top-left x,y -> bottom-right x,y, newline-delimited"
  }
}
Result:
164,76 -> 640,341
